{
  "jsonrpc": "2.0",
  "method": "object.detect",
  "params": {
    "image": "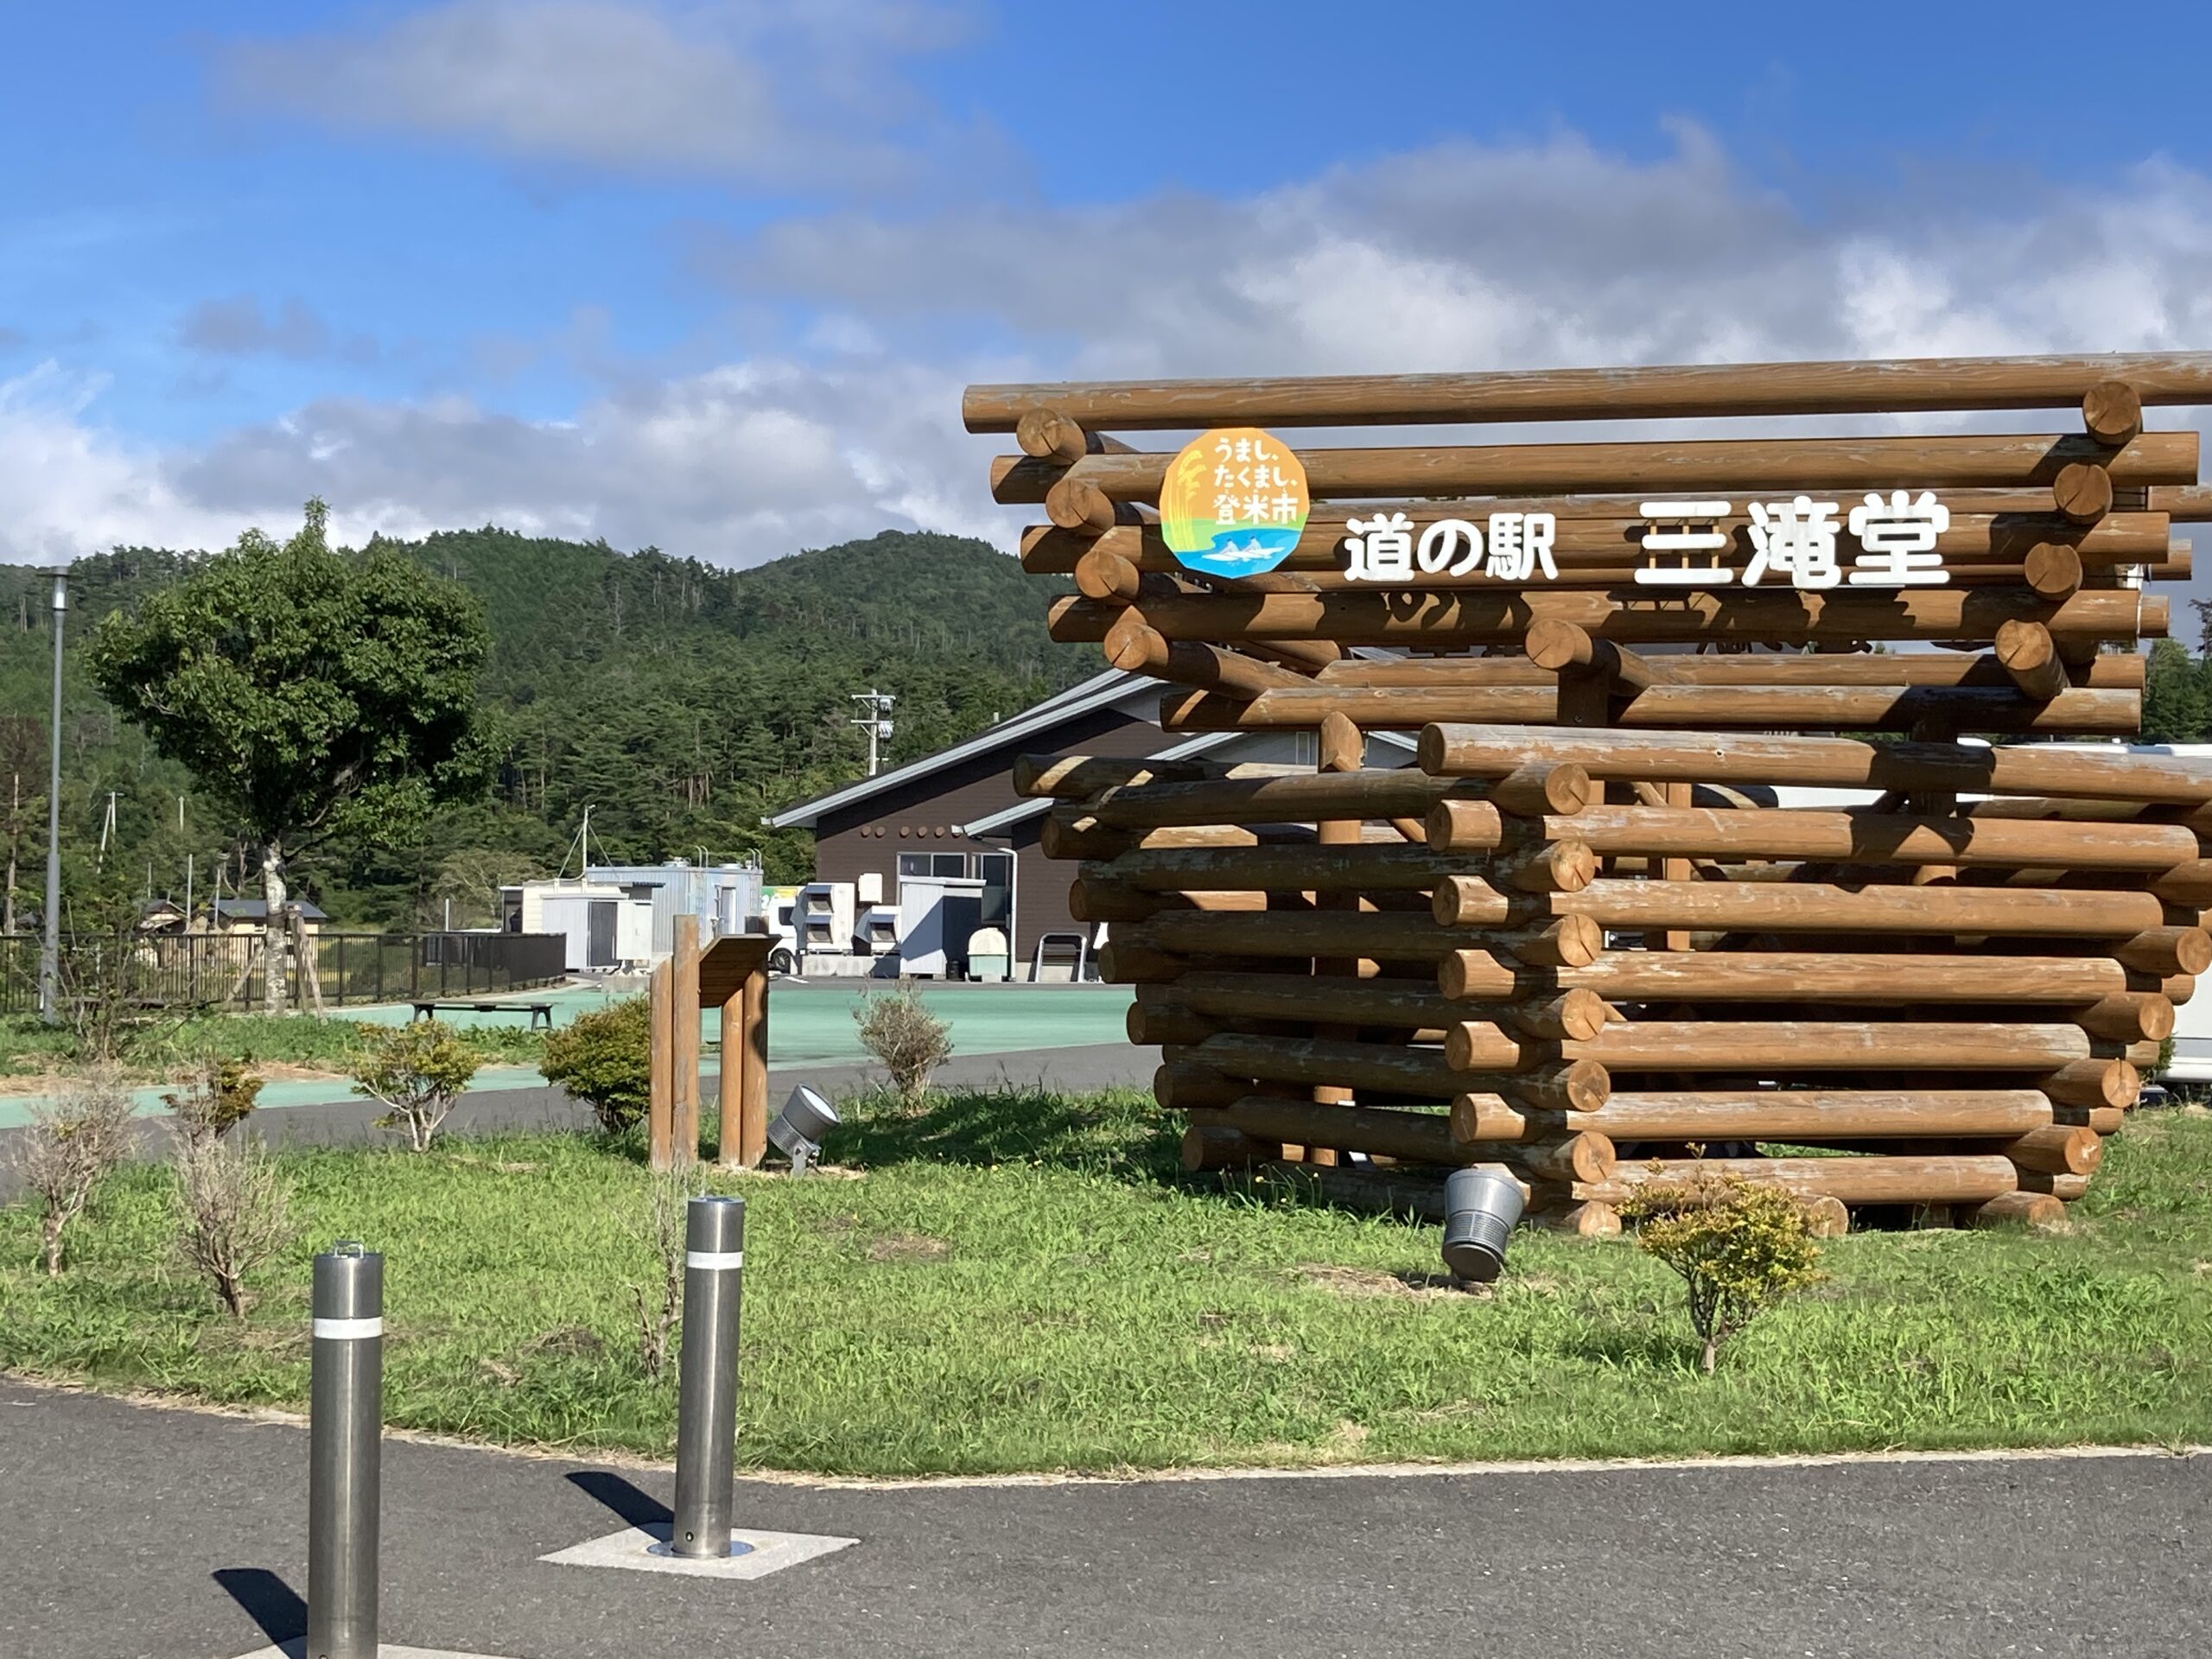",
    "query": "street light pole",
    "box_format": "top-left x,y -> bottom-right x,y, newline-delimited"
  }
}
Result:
39,568 -> 65,1024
